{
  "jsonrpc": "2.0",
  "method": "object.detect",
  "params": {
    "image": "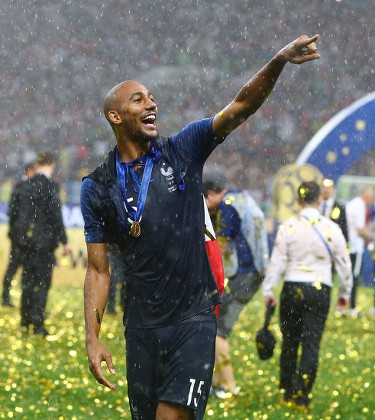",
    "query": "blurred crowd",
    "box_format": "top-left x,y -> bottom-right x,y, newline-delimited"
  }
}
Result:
1,0 -> 374,200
